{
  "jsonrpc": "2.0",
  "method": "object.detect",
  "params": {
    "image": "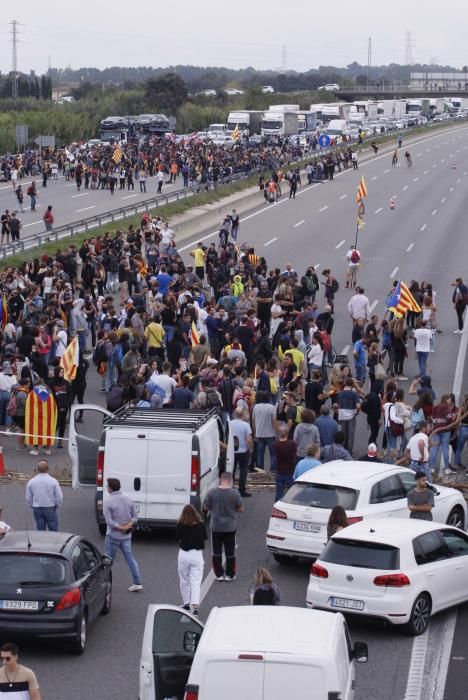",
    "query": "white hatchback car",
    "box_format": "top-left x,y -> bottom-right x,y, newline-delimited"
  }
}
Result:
306,518 -> 468,635
266,462 -> 467,564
